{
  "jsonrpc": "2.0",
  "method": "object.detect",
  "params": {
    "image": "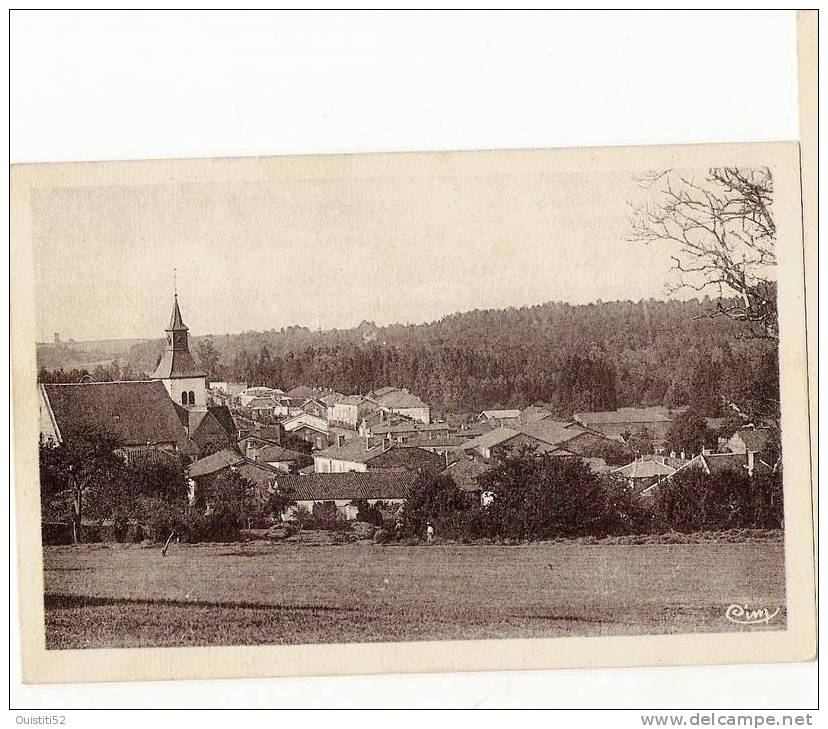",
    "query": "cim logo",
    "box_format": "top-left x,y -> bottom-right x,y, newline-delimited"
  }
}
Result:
725,603 -> 780,625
